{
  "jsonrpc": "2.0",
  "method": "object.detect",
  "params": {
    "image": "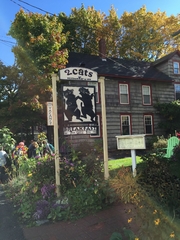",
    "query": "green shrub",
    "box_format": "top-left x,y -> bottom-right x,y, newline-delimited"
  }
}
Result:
137,151 -> 180,218
67,177 -> 116,218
